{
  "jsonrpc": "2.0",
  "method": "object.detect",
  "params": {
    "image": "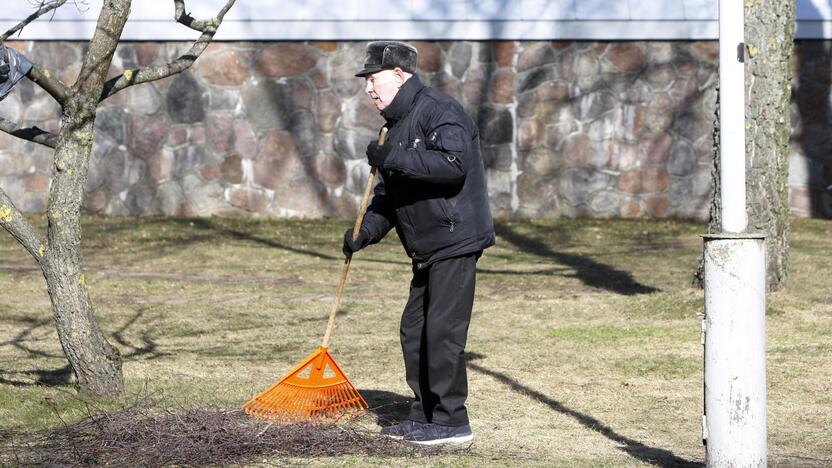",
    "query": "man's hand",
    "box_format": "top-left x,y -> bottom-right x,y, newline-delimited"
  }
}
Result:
366,141 -> 392,168
343,228 -> 371,257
